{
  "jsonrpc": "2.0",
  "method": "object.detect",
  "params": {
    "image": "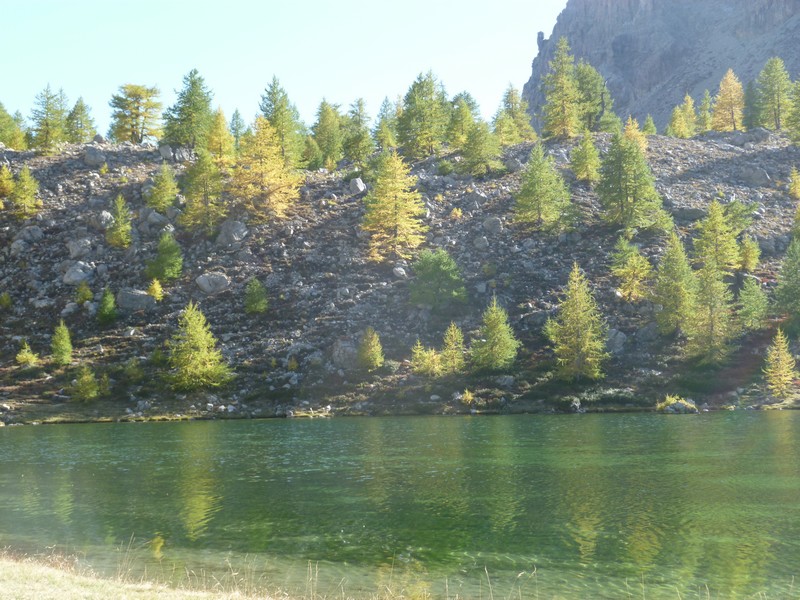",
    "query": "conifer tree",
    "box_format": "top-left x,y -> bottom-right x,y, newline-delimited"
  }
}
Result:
108,84 -> 162,143
712,69 -> 745,132
642,115 -> 657,135
168,301 -> 232,390
0,164 -> 13,209
471,296 -> 521,372
447,94 -> 477,150
162,68 -> 214,149
493,110 -> 520,147
71,365 -> 100,402
0,102 -> 27,149
755,57 -> 792,130
342,98 -> 374,170
313,99 -> 343,170
570,133 -> 600,184
542,37 -> 580,139
775,238 -> 800,332
651,231 -> 696,335
441,322 -> 466,375
544,263 -> 608,380
610,237 -> 652,301
244,278 -> 268,314
397,71 -> 449,159
763,328 -> 797,399
302,135 -> 323,170
459,121 -> 502,177
697,90 -> 713,133
97,288 -> 117,326
693,200 -> 740,272
500,85 -> 537,141
409,248 -> 467,312
597,132 -> 666,231
737,277 -> 769,331
65,97 -> 97,143
362,151 -> 427,261
146,162 -> 178,212
575,60 -> 614,132
787,81 -> 800,143
357,327 -> 384,371
743,81 -> 762,132
146,232 -> 183,281
373,97 -> 399,151
229,109 -> 246,153
623,116 -> 648,153
411,339 -> 441,377
205,107 -> 235,168
11,166 -> 41,218
30,84 -> 68,153
147,278 -> 164,302
16,340 -> 39,367
515,142 -> 572,231
790,166 -> 800,201
738,234 -> 761,273
106,194 -> 132,248
685,265 -> 735,364
680,93 -> 697,137
231,116 -> 301,220
51,319 -> 73,366
180,149 -> 226,237
259,76 -> 305,168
